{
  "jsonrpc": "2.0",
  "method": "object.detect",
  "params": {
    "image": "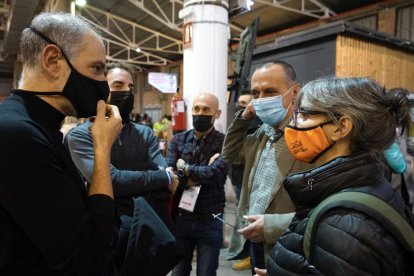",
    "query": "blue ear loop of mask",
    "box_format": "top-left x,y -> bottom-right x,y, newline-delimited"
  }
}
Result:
252,86 -> 295,126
